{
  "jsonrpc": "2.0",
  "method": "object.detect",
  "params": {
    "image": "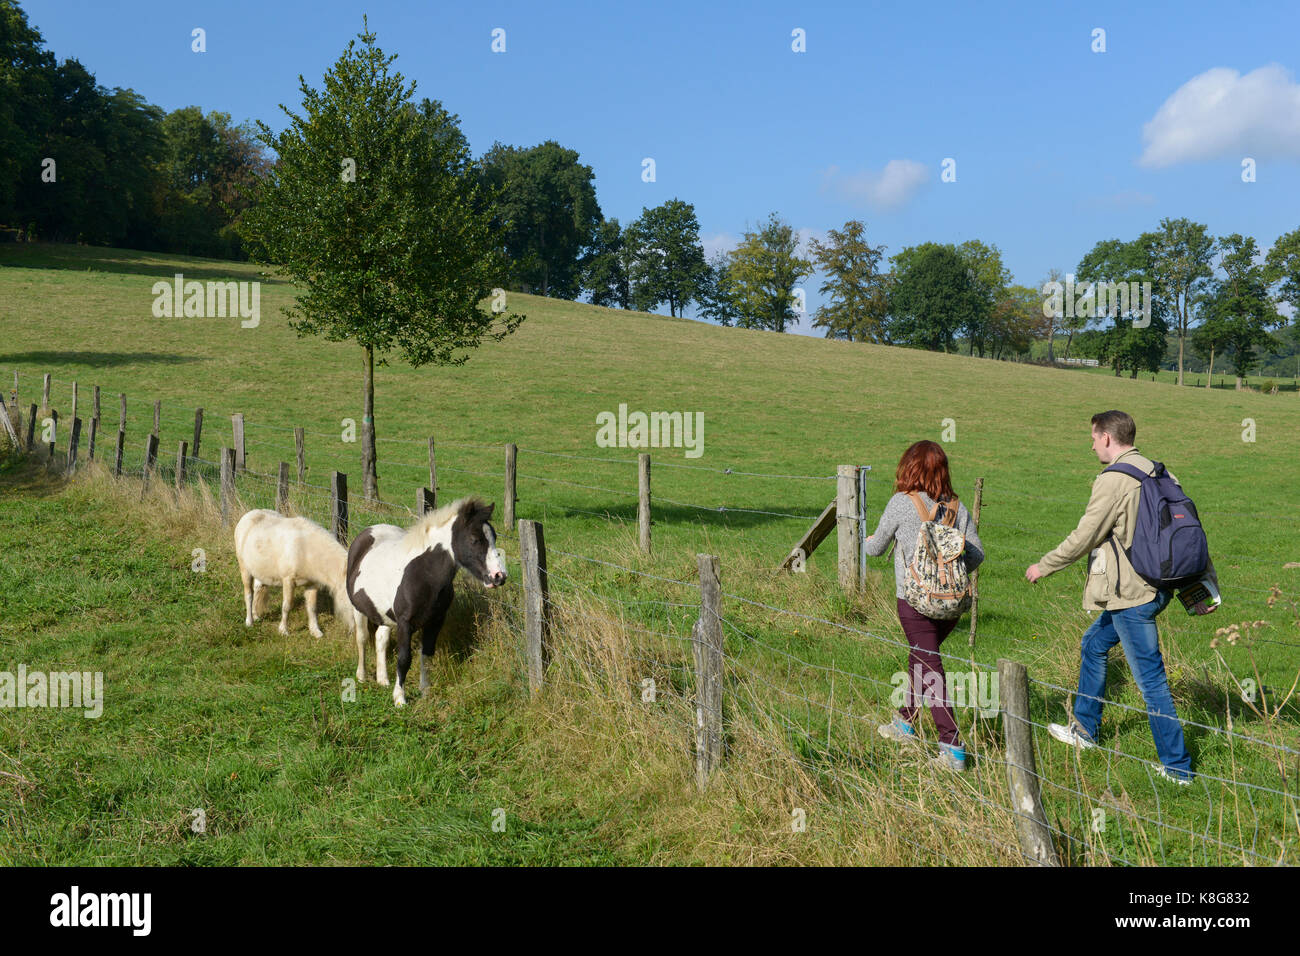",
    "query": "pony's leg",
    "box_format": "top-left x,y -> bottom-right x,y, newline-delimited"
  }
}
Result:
252,580 -> 266,621
304,587 -> 323,638
374,625 -> 391,686
240,564 -> 254,627
419,583 -> 454,693
279,579 -> 293,636
393,624 -> 413,708
355,615 -> 370,683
